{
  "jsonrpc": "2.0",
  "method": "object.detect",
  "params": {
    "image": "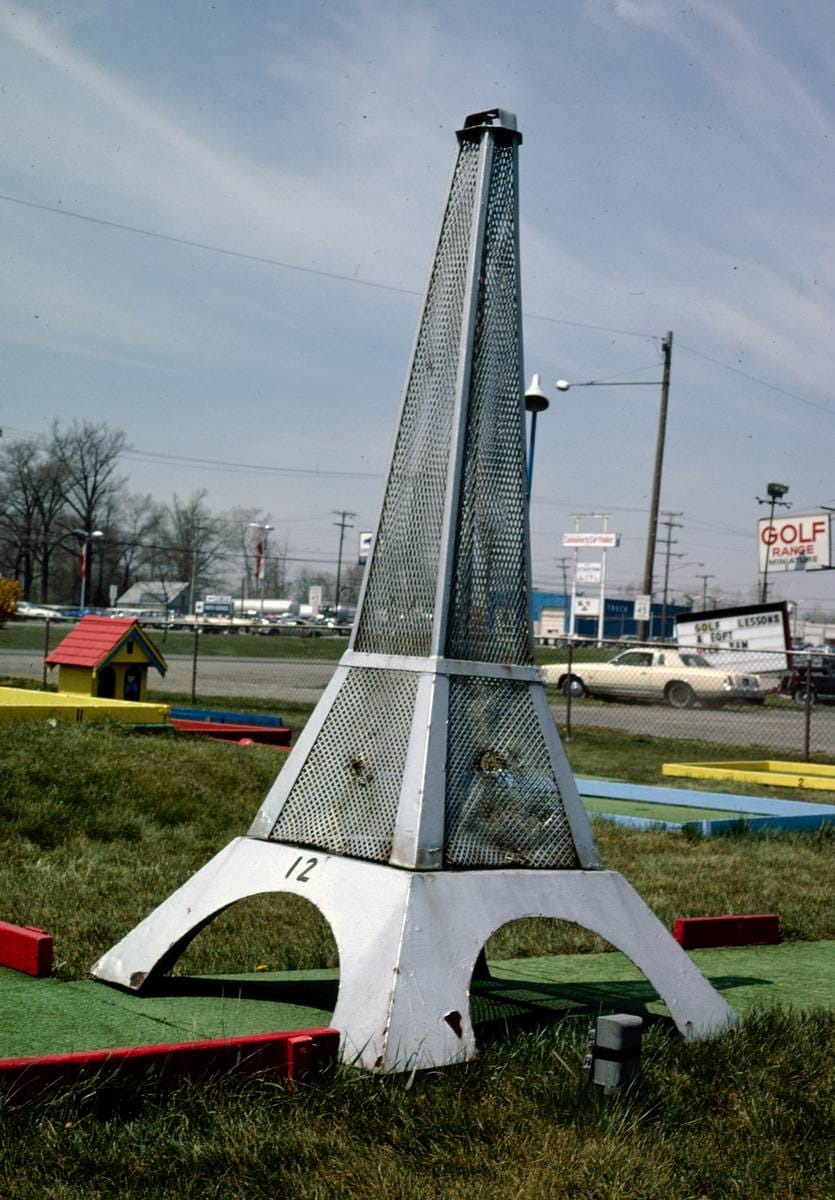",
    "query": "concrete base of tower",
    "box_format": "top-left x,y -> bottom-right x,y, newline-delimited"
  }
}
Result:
91,837 -> 737,1072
